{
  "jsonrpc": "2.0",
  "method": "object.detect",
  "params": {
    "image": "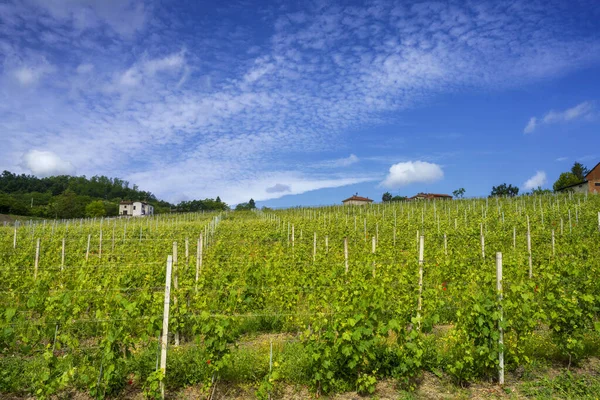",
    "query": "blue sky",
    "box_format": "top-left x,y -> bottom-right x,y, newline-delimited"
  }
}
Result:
1,0 -> 599,207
